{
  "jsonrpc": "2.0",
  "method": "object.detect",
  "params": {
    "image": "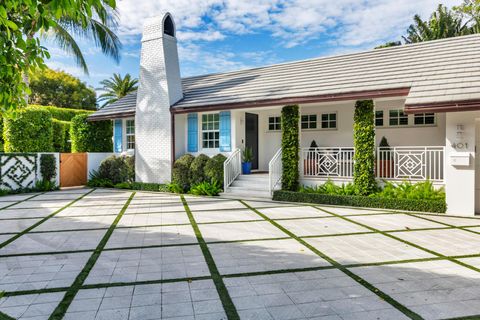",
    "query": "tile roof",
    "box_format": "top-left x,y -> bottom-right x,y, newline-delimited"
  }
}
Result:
89,34 -> 480,120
